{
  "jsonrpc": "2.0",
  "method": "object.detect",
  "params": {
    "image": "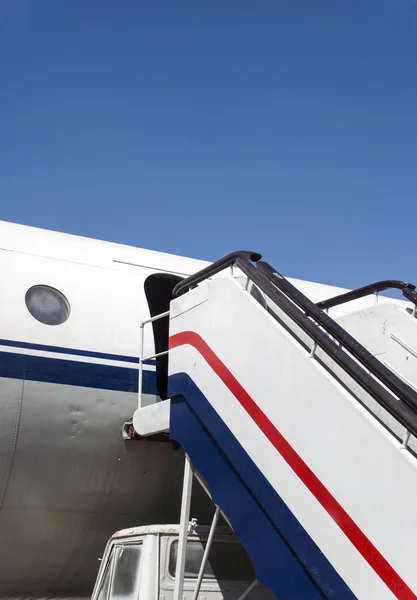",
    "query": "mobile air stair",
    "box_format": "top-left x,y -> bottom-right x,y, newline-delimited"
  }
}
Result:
133,252 -> 417,600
